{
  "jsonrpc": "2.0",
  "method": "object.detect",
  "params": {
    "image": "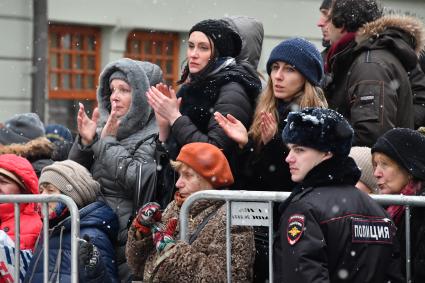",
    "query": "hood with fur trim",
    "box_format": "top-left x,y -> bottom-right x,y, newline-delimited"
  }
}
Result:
96,58 -> 163,140
355,15 -> 425,70
0,136 -> 53,161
